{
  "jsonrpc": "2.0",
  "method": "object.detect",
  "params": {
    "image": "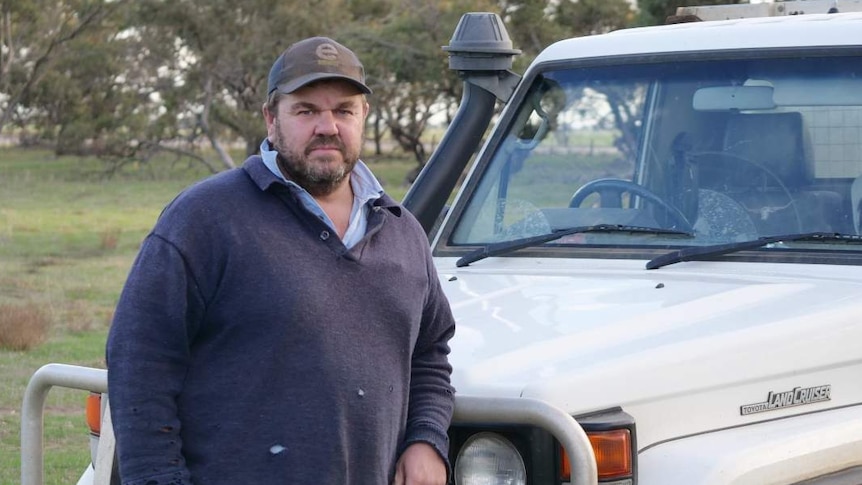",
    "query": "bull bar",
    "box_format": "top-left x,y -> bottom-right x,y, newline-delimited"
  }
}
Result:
21,363 -> 598,485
